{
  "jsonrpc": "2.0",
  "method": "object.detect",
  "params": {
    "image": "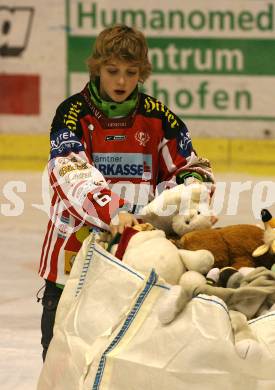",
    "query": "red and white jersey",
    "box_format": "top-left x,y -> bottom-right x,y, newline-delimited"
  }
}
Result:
39,84 -> 213,285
